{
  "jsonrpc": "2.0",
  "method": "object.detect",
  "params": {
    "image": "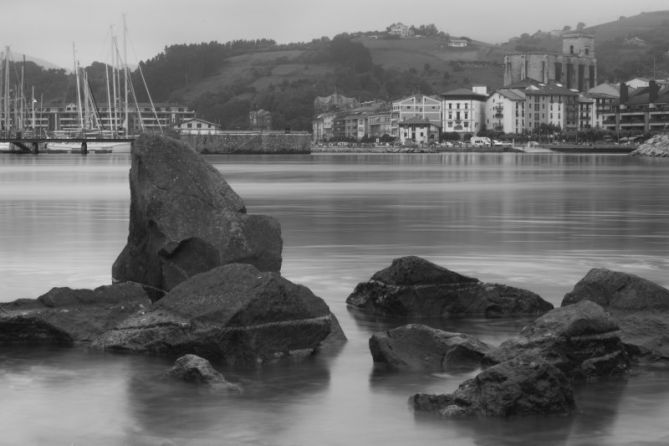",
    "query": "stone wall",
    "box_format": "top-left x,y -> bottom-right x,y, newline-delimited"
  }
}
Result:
181,131 -> 311,154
